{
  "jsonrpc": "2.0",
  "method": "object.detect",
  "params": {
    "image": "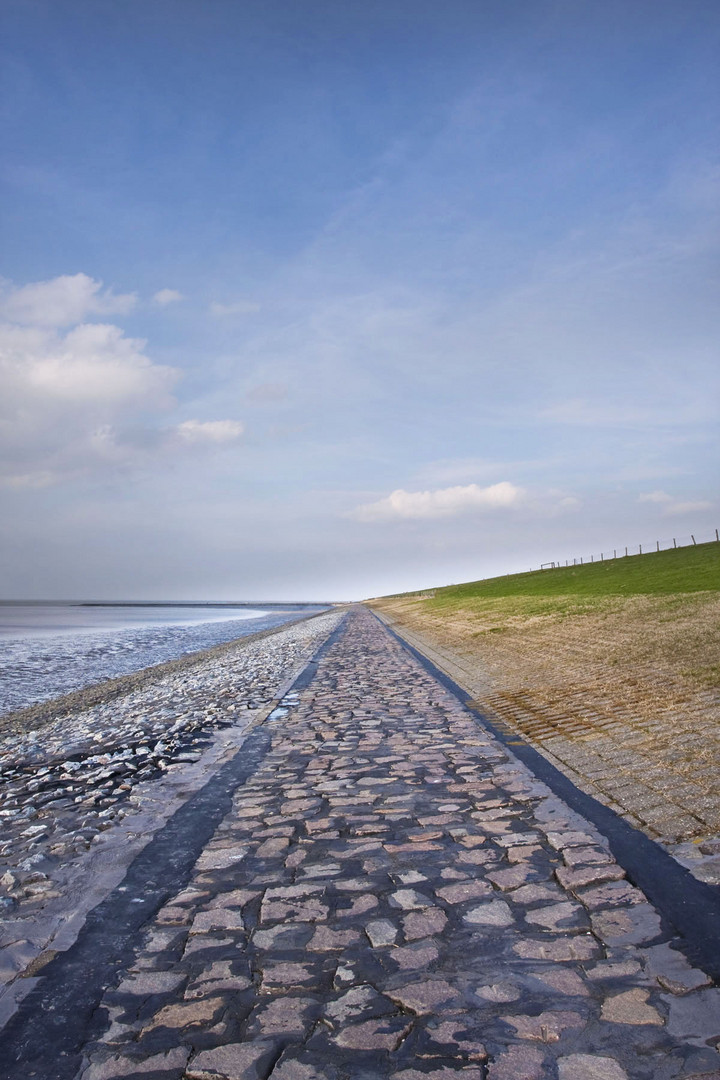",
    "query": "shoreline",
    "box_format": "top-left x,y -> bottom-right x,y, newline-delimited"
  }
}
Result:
0,606 -> 337,741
